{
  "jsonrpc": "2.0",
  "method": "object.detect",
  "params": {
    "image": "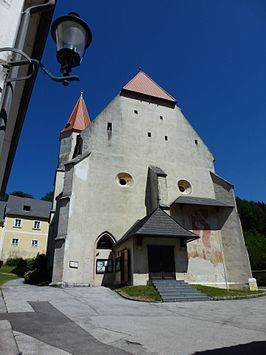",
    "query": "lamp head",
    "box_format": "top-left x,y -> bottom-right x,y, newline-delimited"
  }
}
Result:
51,12 -> 92,76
